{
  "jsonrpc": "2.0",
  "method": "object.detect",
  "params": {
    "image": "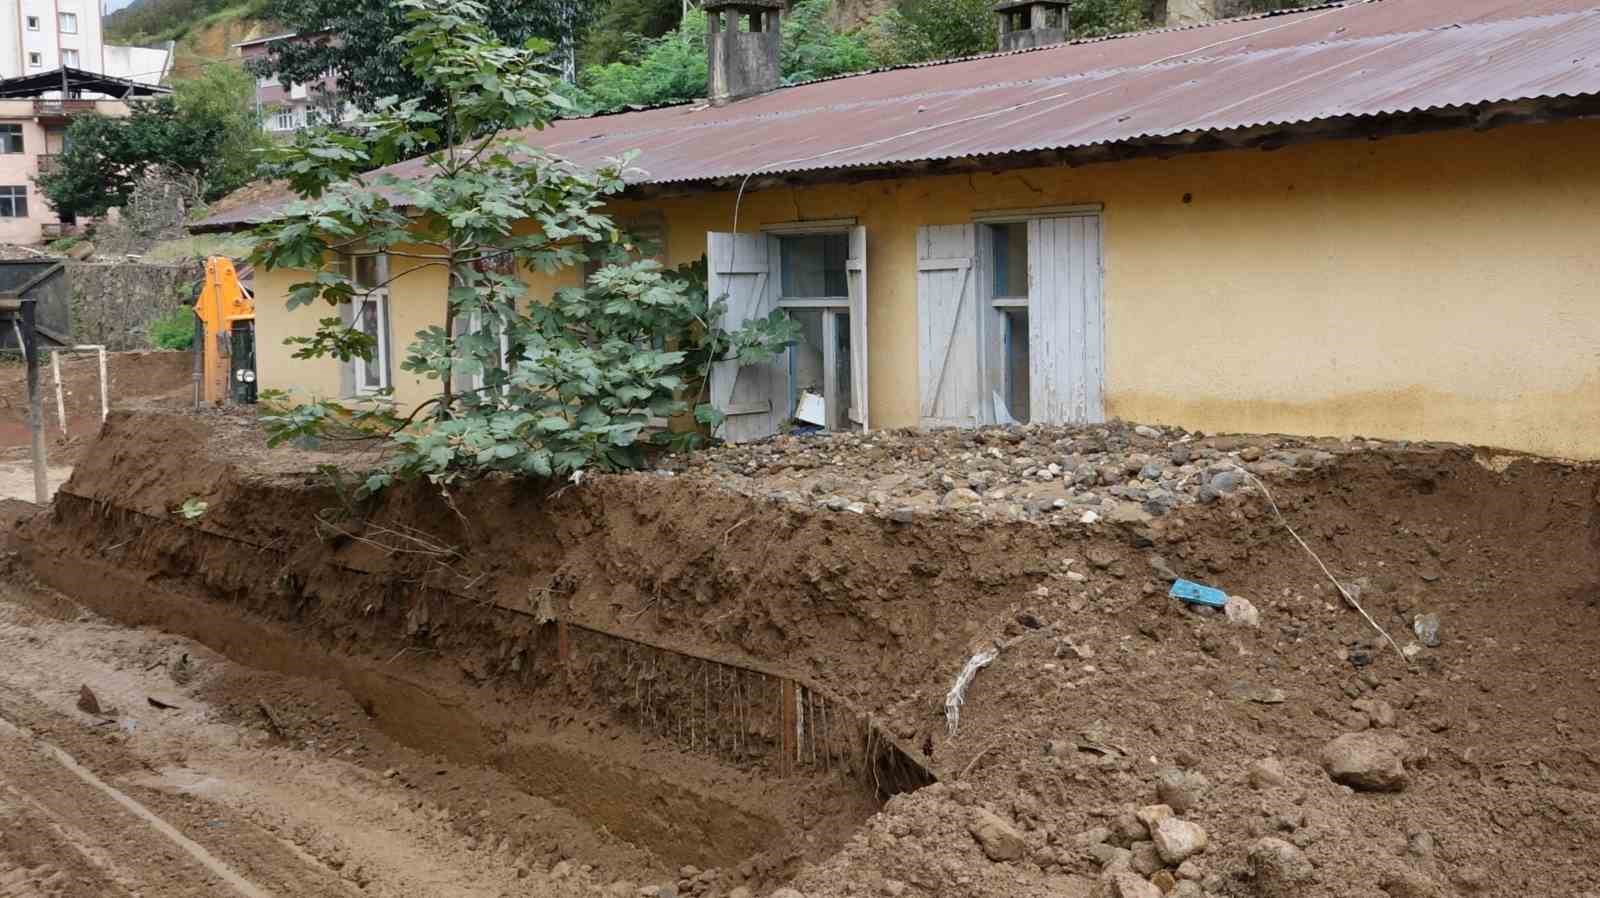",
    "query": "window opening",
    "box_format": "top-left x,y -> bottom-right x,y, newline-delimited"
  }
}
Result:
0,125 -> 23,154
985,222 -> 1031,424
776,233 -> 853,432
0,186 -> 27,218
